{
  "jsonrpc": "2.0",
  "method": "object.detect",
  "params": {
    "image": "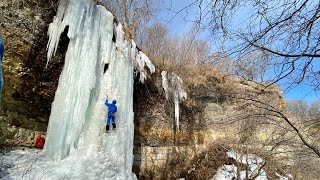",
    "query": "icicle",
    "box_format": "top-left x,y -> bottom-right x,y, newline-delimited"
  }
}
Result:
174,90 -> 180,130
161,71 -> 169,100
161,71 -> 187,131
42,0 -> 155,179
132,41 -> 155,83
